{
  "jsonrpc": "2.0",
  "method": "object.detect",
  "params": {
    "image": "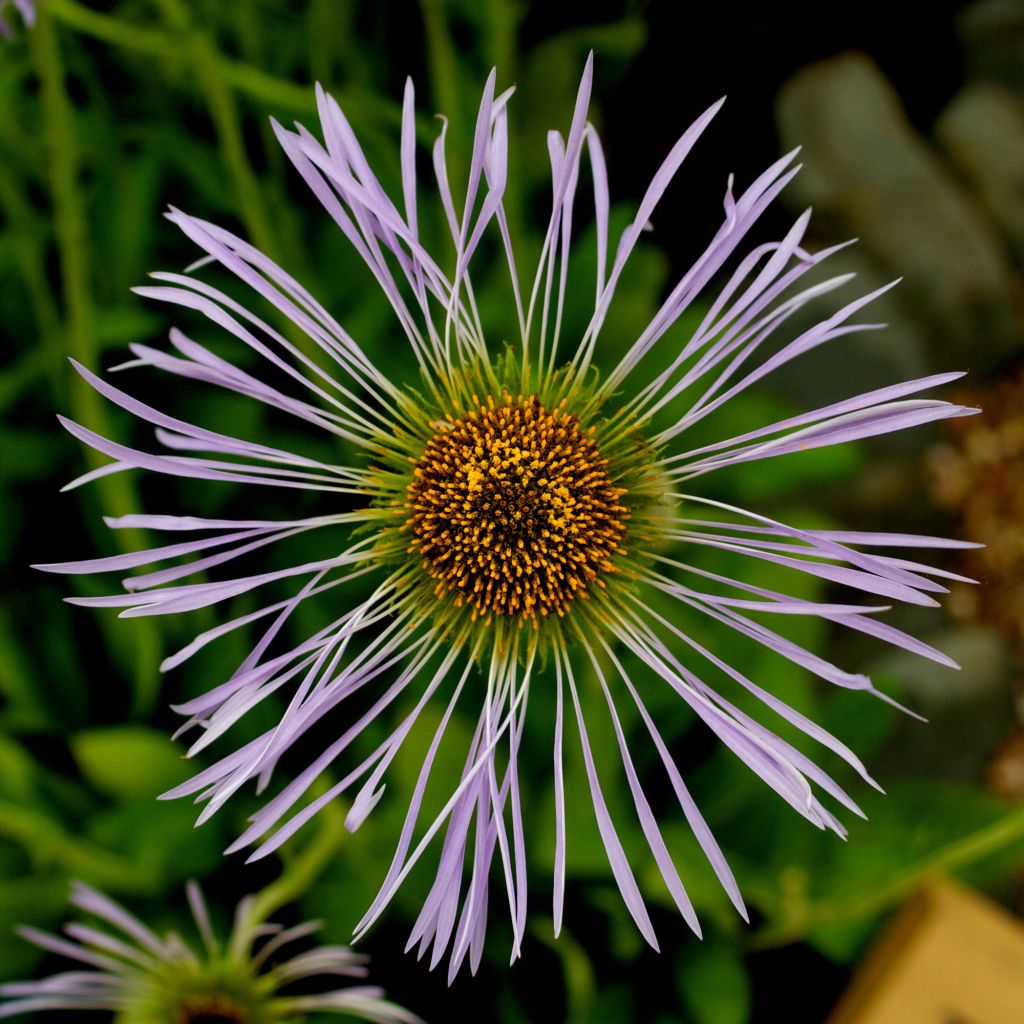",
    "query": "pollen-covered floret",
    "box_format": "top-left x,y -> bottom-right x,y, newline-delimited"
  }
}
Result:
407,395 -> 628,622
